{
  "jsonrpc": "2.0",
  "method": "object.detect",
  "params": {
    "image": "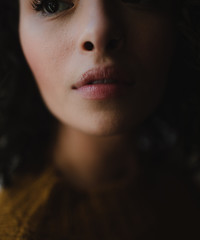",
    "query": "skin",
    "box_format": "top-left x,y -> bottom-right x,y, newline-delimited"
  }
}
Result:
19,0 -> 175,188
